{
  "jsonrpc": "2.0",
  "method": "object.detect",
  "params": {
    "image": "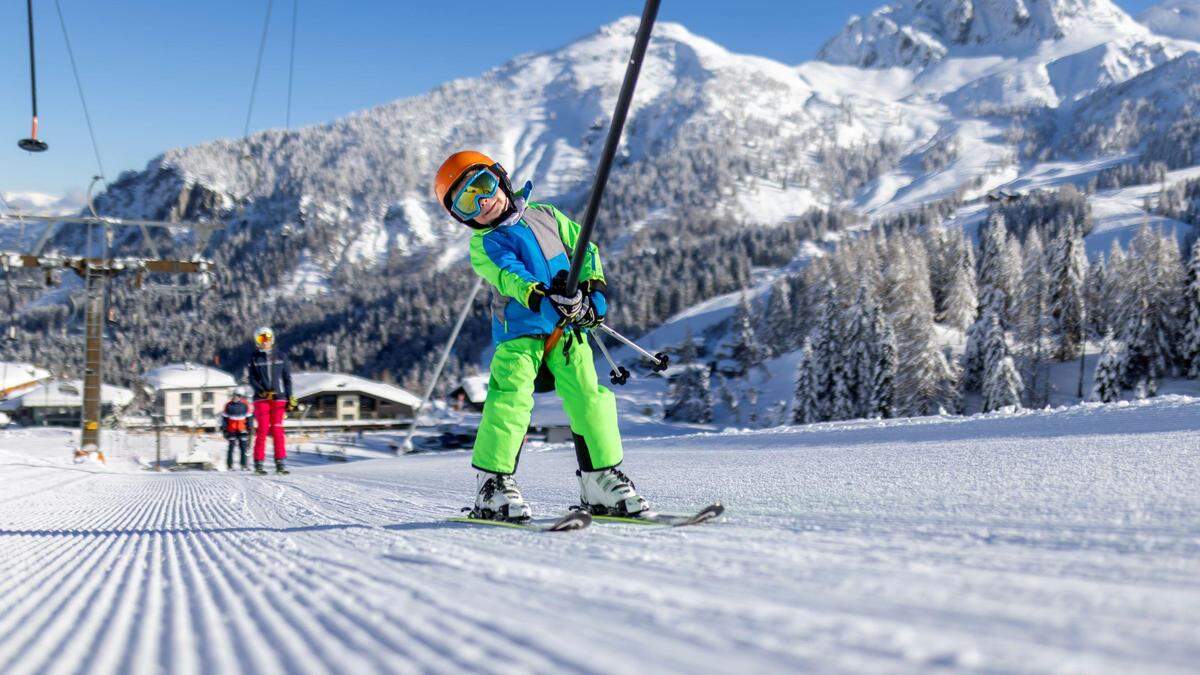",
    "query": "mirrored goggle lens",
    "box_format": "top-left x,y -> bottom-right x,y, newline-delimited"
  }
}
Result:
451,169 -> 500,219
255,334 -> 272,345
